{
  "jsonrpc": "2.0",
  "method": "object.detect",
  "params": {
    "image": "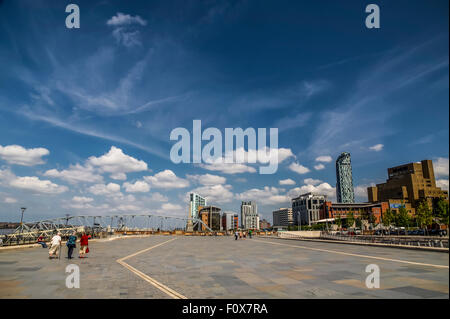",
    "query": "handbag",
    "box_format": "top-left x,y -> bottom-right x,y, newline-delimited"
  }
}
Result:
86,247 -> 89,253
